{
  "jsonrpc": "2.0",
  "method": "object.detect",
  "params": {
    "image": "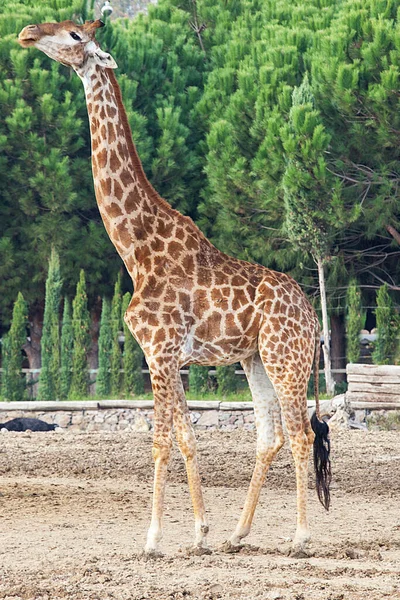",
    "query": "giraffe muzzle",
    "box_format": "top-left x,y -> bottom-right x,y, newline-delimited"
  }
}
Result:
18,25 -> 40,47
